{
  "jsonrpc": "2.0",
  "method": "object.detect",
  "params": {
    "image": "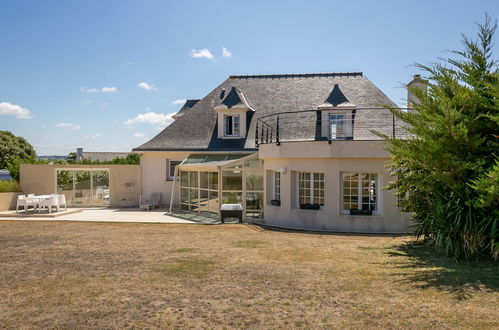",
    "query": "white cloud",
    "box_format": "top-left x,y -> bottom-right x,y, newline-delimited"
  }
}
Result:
138,82 -> 157,91
124,111 -> 176,127
55,122 -> 81,130
81,86 -> 118,93
133,133 -> 145,138
172,99 -> 186,105
222,47 -> 232,58
84,133 -> 102,139
189,48 -> 214,59
0,102 -> 33,119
